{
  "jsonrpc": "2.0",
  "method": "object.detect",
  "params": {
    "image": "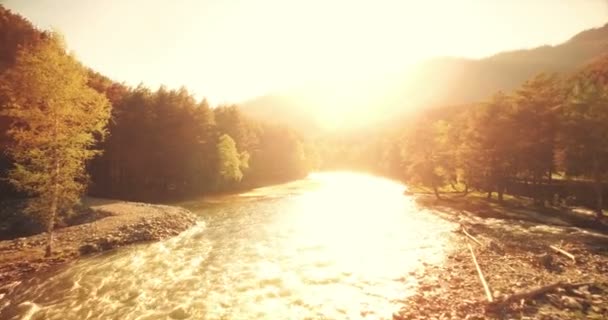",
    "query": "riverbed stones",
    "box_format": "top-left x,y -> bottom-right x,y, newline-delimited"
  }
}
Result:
0,199 -> 197,288
394,195 -> 608,319
169,307 -> 190,319
561,295 -> 583,310
78,243 -> 98,255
